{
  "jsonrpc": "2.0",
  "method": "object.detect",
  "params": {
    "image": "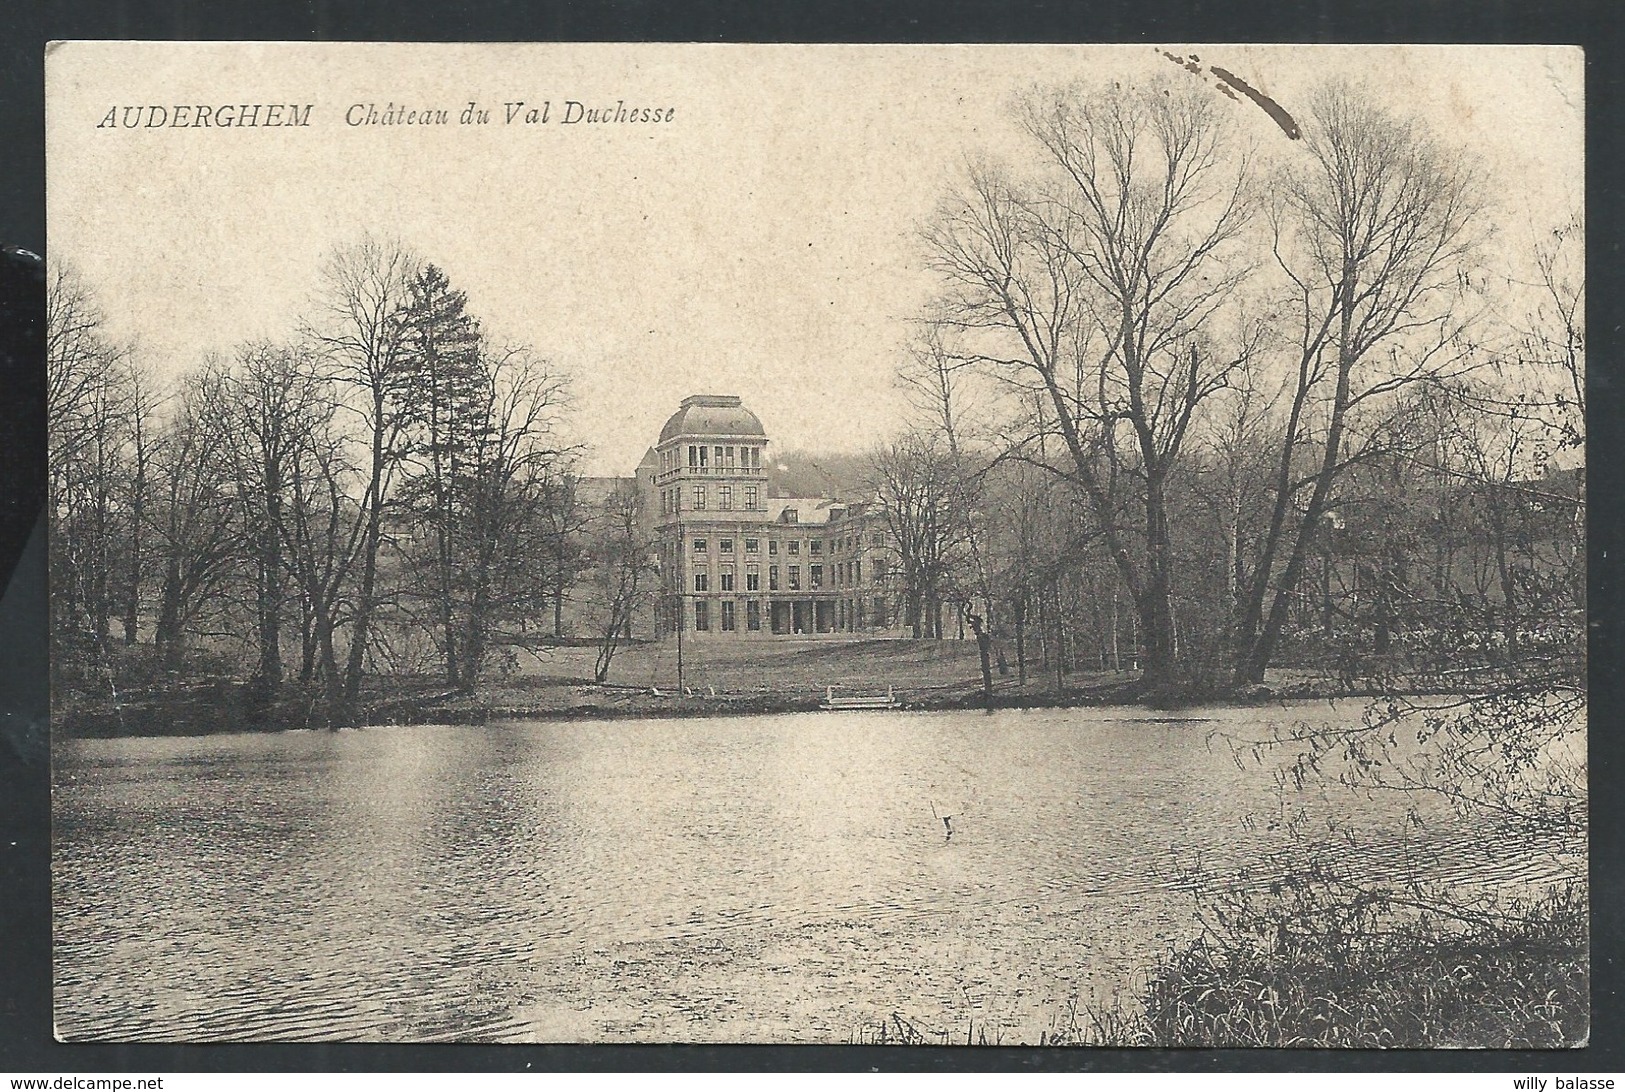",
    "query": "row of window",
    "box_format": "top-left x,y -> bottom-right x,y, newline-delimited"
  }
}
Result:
829,533 -> 884,553
690,559 -> 888,592
660,444 -> 764,472
689,533 -> 884,557
691,597 -> 890,632
693,600 -> 760,631
660,484 -> 761,515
